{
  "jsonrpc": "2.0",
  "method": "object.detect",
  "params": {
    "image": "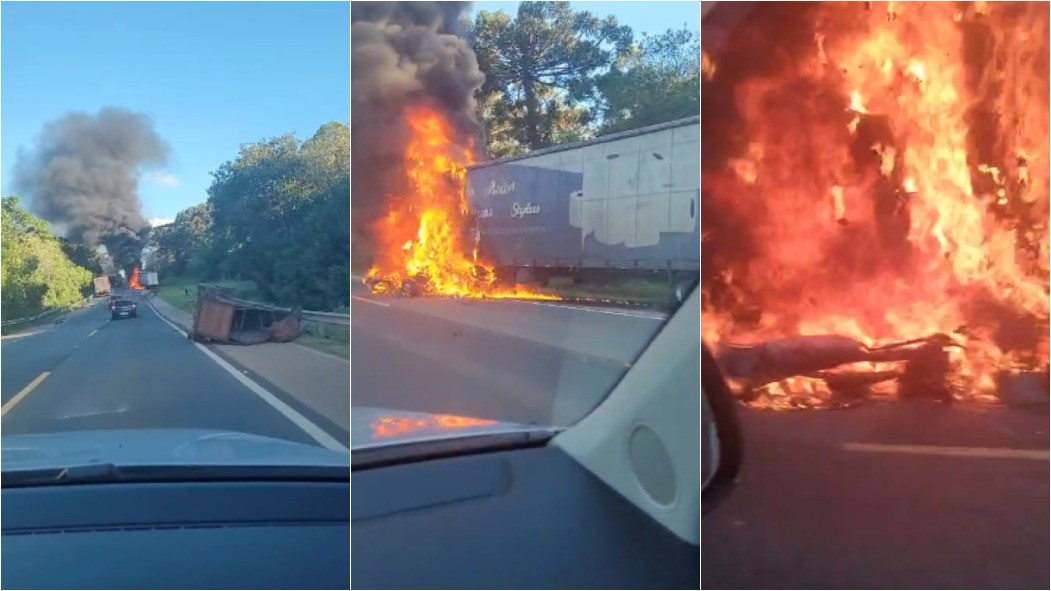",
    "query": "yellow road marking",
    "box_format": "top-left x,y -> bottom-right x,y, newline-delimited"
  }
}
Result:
843,442 -> 1049,461
1,372 -> 51,417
